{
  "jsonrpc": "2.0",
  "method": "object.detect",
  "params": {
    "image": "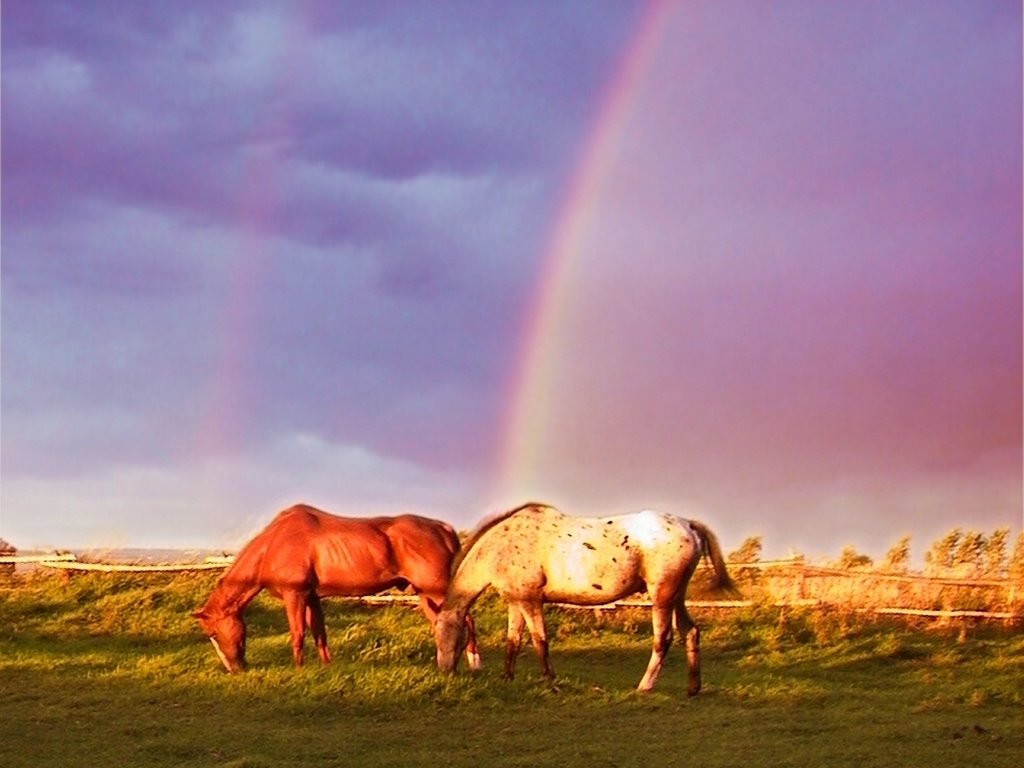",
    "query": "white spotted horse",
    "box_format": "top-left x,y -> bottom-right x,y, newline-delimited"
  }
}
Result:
434,502 -> 736,694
